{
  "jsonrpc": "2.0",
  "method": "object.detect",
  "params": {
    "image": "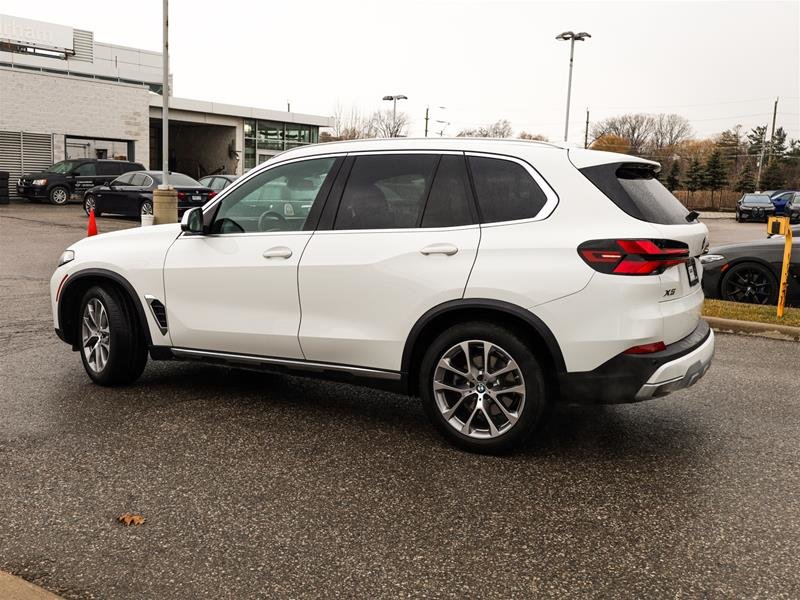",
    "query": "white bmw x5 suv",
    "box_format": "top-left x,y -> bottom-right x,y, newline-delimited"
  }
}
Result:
51,138 -> 714,453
